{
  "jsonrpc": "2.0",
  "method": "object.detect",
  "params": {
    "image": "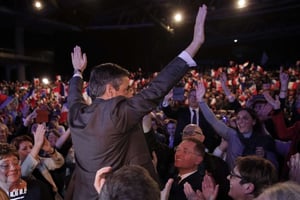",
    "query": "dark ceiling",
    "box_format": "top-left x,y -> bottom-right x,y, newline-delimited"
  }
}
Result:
0,0 -> 300,80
